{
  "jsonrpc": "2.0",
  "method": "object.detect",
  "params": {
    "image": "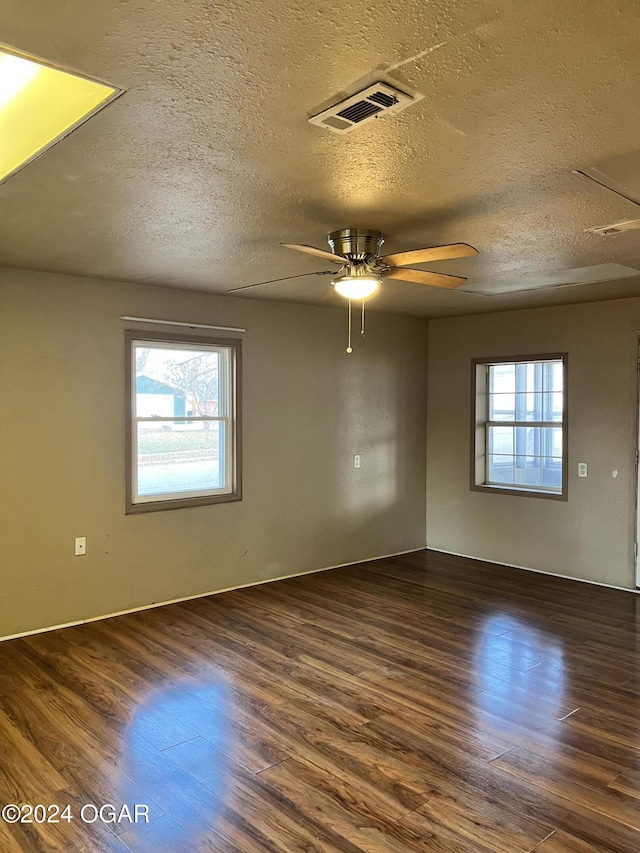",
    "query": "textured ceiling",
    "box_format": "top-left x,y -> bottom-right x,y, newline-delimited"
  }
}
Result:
2,0 -> 640,317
